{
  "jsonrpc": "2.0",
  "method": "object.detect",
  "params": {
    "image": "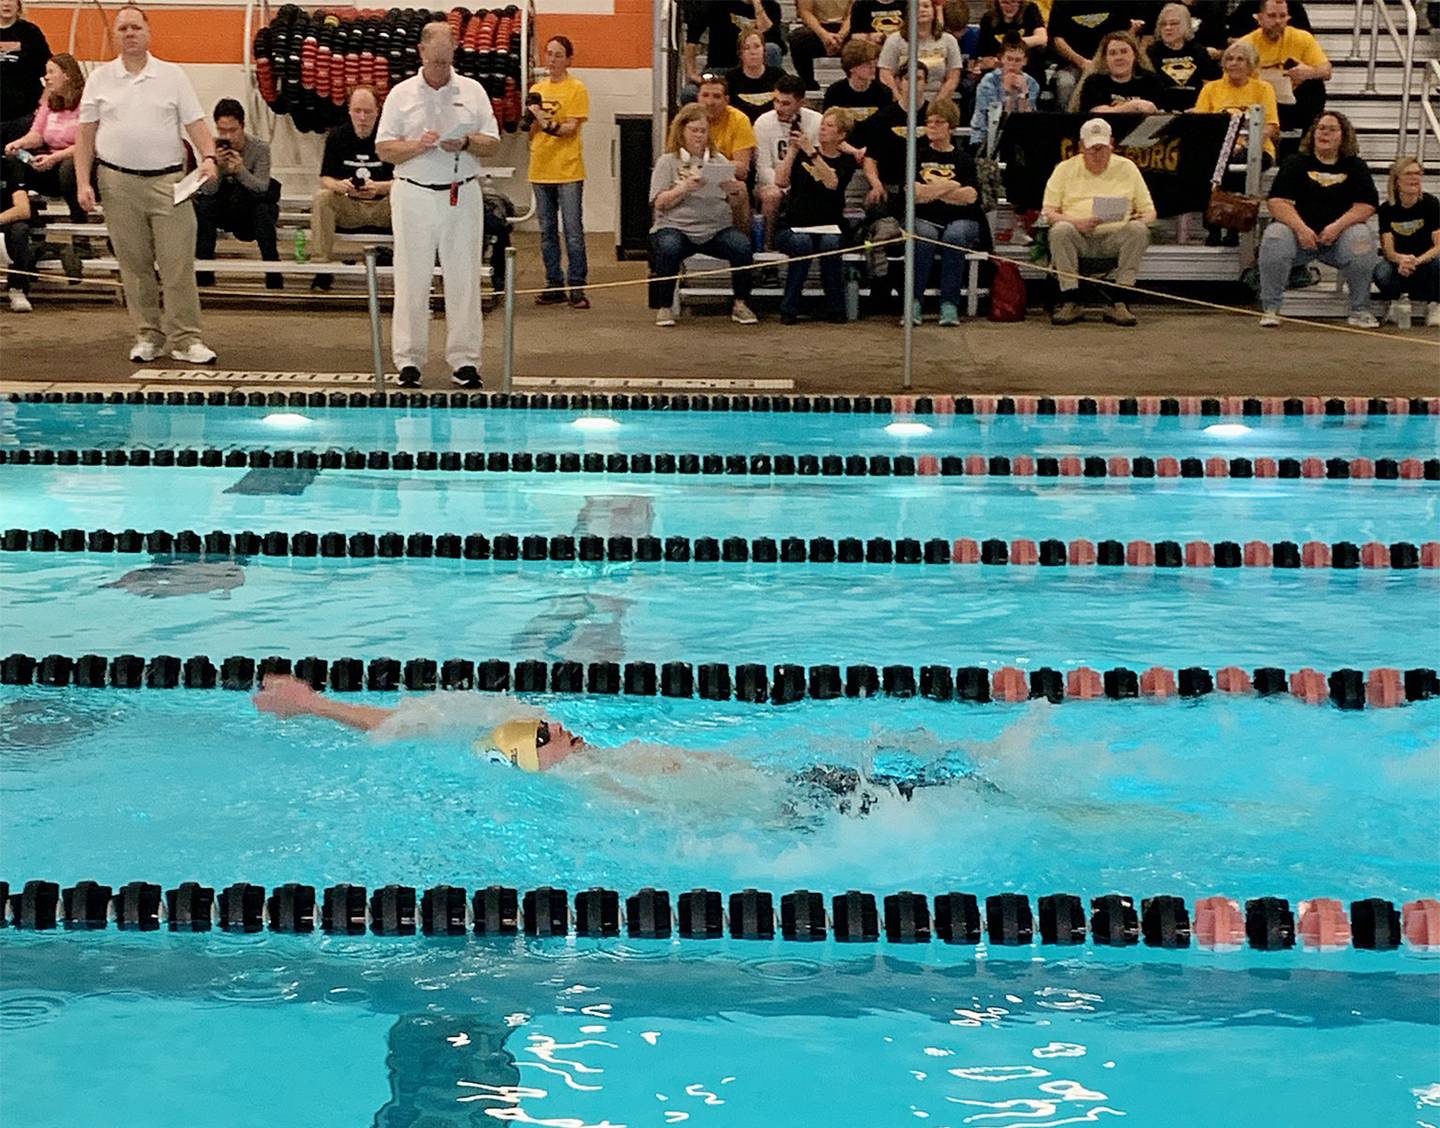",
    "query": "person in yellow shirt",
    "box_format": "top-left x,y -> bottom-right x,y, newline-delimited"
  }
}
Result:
529,35 -> 591,308
1193,39 -> 1279,244
697,73 -> 757,180
1239,0 -> 1329,133
1041,116 -> 1156,327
